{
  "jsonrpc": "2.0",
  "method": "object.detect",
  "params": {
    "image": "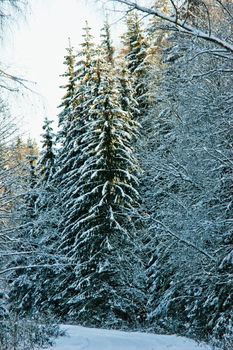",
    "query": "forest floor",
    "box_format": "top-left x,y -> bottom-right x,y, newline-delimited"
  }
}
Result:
46,324 -> 213,350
